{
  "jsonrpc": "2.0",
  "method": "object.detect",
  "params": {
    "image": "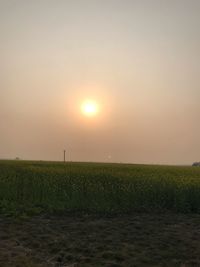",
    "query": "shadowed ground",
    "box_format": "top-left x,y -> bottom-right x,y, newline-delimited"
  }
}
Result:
1,213 -> 200,267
